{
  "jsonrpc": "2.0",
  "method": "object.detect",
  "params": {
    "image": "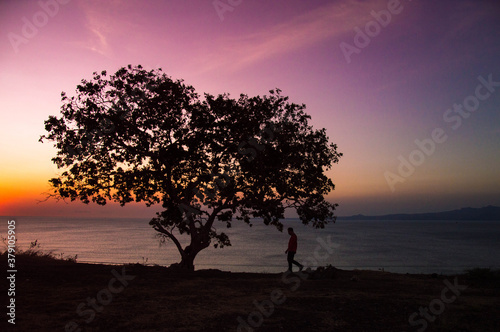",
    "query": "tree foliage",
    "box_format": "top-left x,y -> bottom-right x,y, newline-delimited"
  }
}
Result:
40,65 -> 342,269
